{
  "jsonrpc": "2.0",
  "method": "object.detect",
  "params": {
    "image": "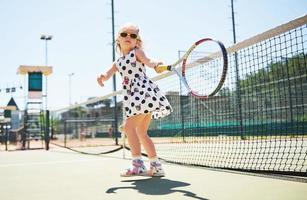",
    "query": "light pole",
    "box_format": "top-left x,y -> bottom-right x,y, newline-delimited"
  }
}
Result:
40,35 -> 53,65
40,34 -> 52,151
40,34 -> 53,110
111,0 -> 119,145
68,73 -> 75,106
